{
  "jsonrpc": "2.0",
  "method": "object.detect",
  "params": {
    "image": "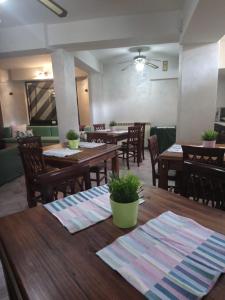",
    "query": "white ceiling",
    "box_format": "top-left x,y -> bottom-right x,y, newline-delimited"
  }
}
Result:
91,43 -> 180,63
0,0 -> 184,28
